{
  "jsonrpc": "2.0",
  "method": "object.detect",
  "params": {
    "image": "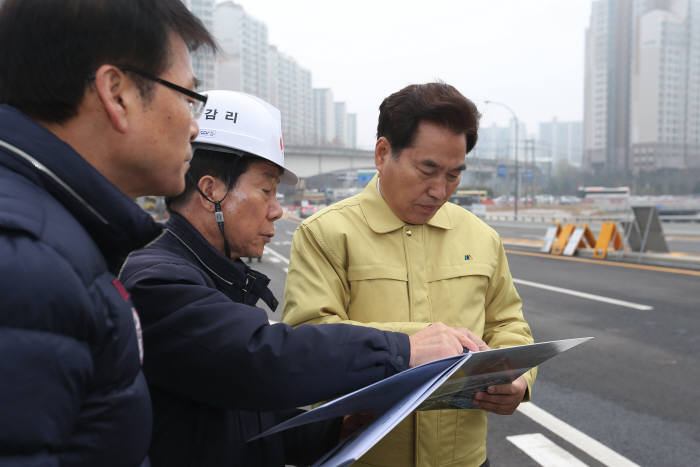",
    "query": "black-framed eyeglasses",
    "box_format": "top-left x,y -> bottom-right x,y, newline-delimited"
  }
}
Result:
118,66 -> 207,119
89,66 -> 208,119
